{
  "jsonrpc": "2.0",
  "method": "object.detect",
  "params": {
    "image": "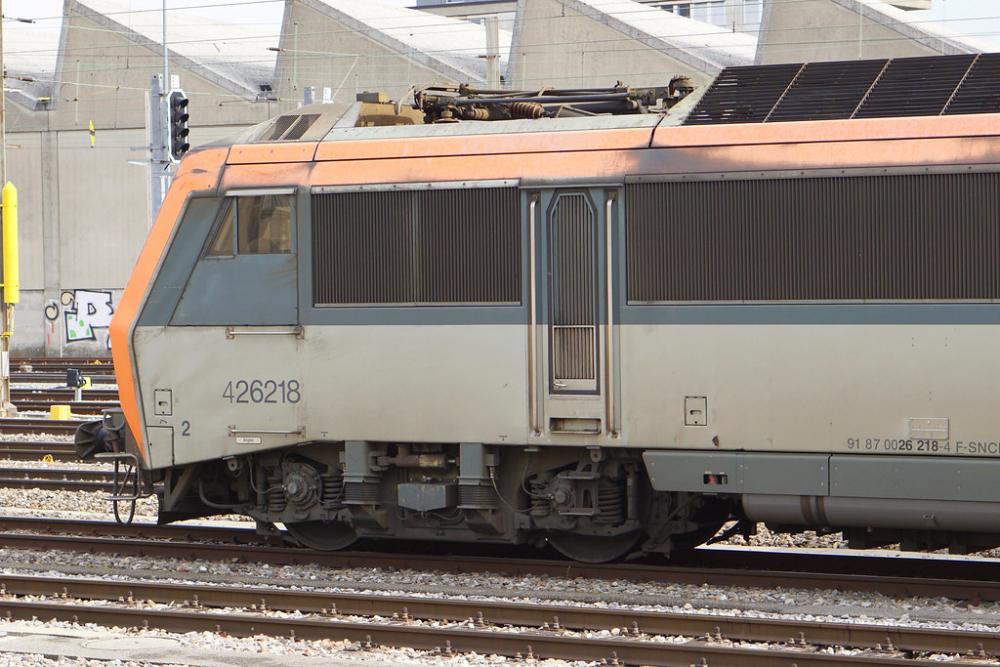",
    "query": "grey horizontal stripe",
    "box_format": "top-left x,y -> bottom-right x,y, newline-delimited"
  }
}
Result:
300,303 -> 1000,326
302,305 -> 528,326
621,303 -> 1000,325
